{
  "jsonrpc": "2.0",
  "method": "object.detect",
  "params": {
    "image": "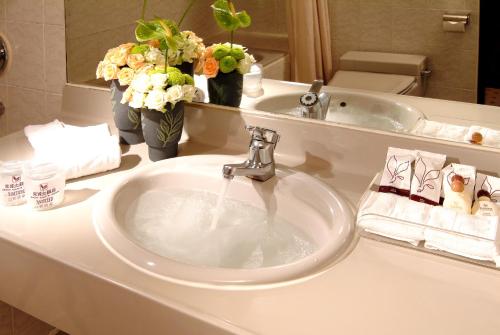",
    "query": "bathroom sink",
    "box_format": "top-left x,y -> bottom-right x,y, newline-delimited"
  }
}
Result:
254,91 -> 425,133
93,155 -> 354,287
